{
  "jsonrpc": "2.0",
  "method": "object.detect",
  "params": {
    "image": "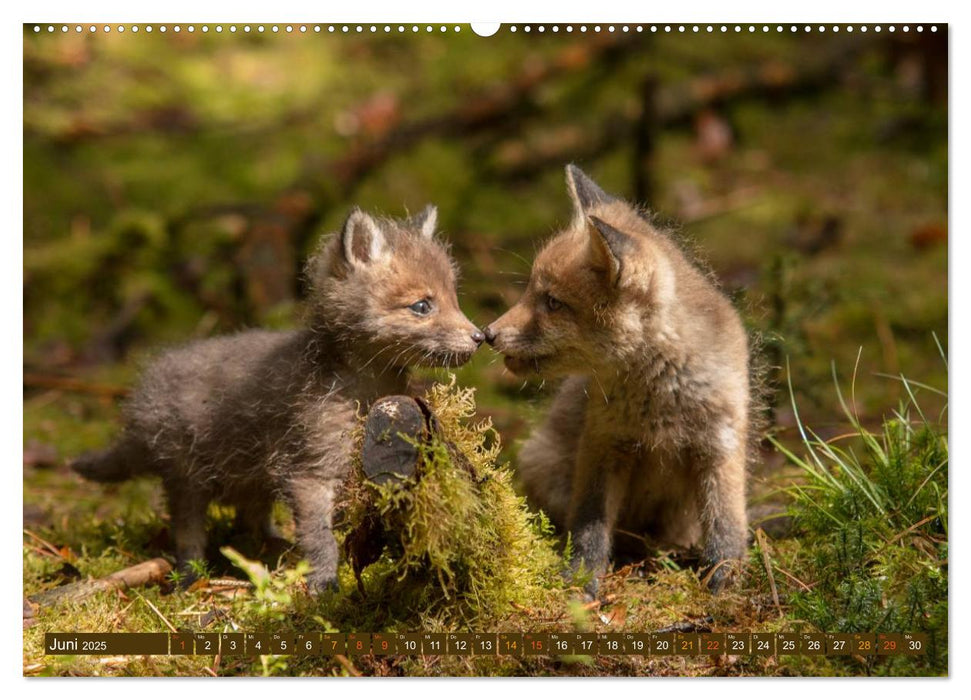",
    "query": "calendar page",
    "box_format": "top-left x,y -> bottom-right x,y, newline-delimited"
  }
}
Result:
22,15 -> 948,679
